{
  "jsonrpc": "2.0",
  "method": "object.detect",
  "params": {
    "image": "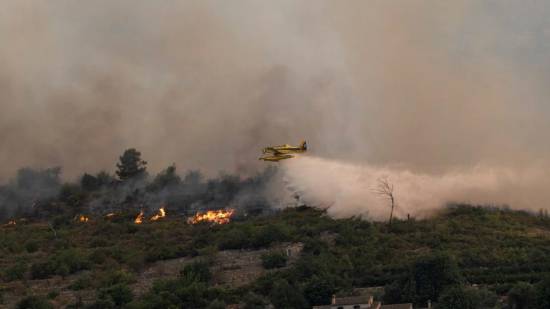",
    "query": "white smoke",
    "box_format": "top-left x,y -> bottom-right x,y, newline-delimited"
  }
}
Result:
2,1 -> 550,218
281,156 -> 548,220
